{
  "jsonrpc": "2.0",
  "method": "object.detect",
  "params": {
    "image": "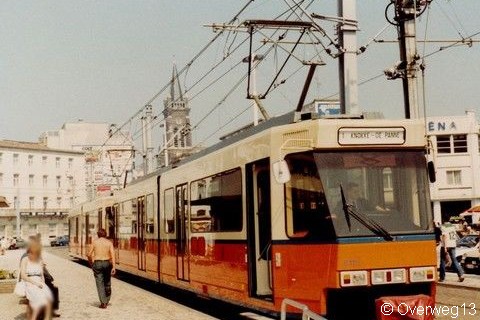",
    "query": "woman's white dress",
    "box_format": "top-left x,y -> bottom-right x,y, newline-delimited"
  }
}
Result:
24,258 -> 53,310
